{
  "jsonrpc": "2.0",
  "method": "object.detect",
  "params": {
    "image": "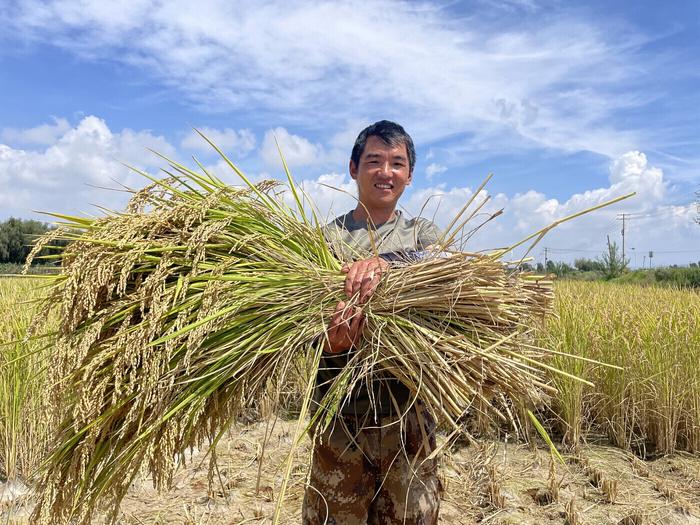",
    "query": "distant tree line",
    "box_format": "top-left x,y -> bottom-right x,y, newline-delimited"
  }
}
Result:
650,266 -> 700,288
515,236 -> 700,288
517,239 -> 629,280
0,217 -> 66,266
